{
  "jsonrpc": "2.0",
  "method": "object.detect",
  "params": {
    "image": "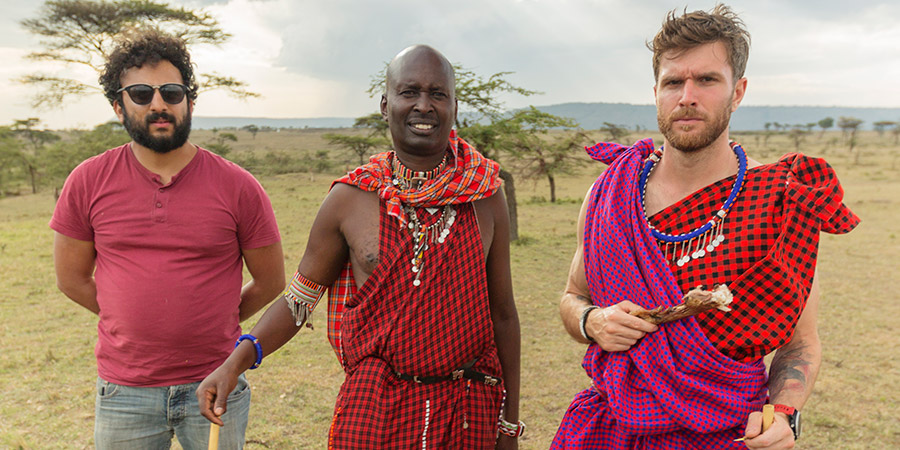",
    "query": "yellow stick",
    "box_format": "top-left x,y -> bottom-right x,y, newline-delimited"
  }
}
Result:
208,423 -> 220,450
762,404 -> 775,432
734,404 -> 777,442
